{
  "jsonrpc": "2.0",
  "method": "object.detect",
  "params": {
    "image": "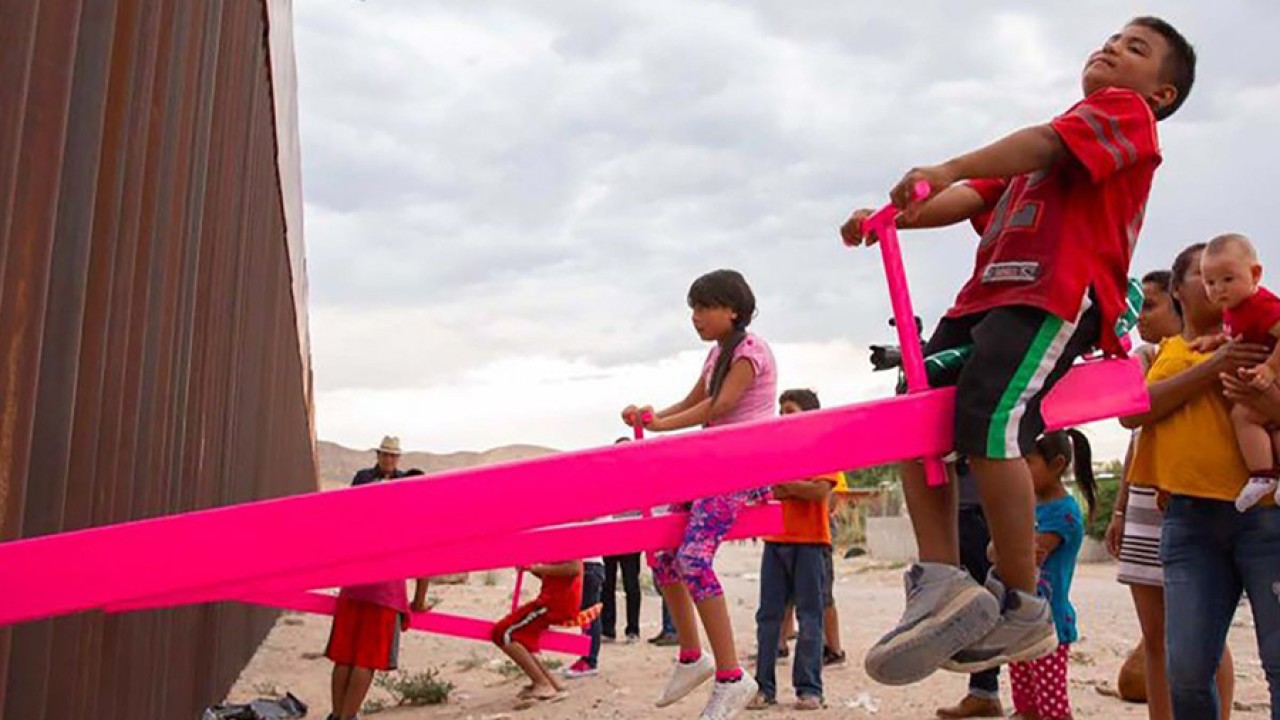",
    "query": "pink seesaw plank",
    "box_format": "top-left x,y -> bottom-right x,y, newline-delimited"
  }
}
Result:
250,591 -> 590,656
107,504 -> 784,614
0,358 -> 1146,627
1041,355 -> 1146,429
